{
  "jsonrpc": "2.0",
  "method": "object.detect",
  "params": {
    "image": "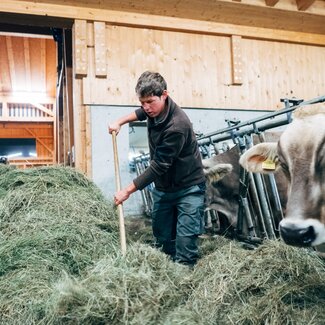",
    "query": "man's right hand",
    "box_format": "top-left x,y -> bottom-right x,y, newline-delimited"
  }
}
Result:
108,122 -> 121,135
